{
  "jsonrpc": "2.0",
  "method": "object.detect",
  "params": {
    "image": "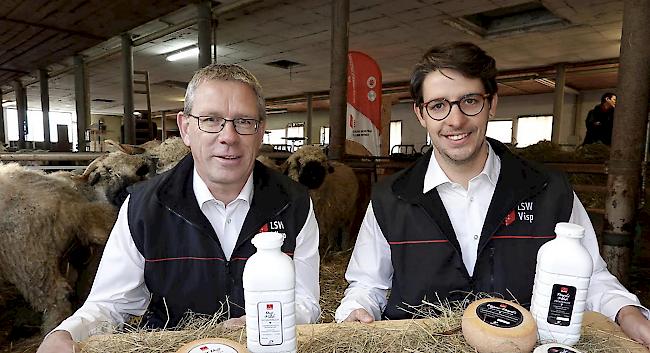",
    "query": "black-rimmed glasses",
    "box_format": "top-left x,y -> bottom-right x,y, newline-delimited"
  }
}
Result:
186,114 -> 261,135
421,93 -> 491,121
